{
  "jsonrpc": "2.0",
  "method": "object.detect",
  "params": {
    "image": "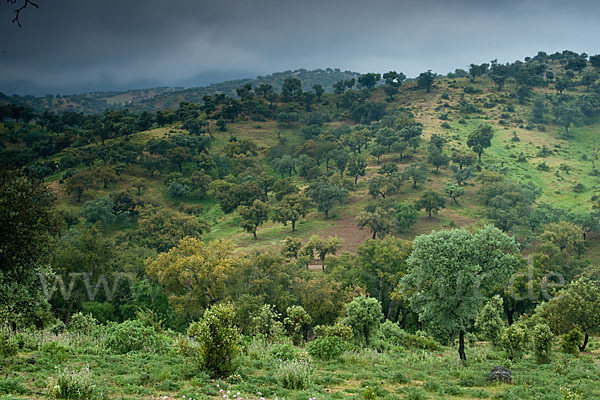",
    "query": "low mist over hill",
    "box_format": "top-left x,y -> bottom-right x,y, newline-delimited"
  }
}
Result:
1,69 -> 361,114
